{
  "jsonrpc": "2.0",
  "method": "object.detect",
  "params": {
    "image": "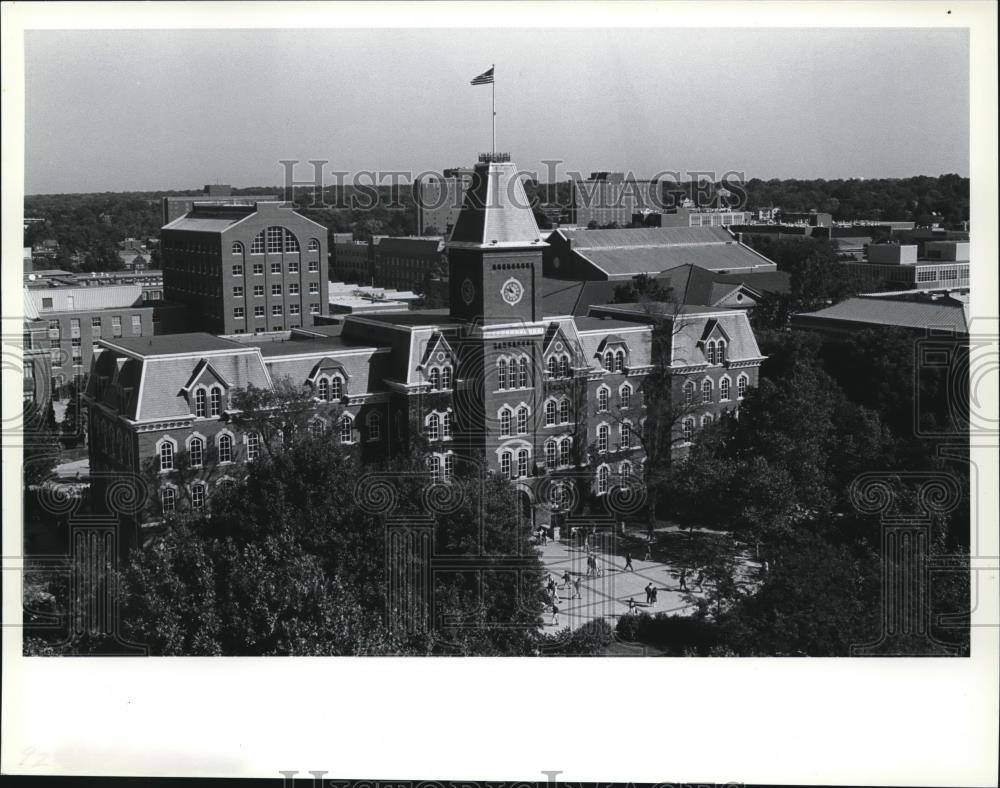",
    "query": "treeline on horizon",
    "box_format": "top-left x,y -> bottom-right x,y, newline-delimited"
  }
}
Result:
24,174 -> 969,272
